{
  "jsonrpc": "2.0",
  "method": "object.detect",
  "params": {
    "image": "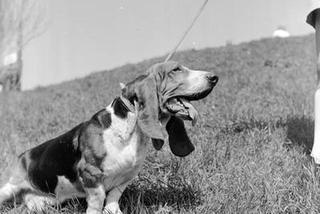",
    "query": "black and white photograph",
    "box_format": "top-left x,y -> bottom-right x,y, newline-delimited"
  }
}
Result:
0,0 -> 319,213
